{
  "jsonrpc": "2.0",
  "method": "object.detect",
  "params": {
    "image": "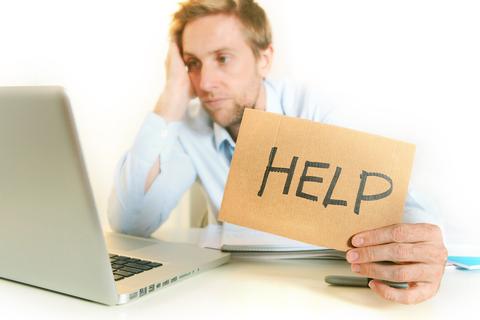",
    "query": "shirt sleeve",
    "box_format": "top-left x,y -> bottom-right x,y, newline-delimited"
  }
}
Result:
402,186 -> 443,228
108,112 -> 197,237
